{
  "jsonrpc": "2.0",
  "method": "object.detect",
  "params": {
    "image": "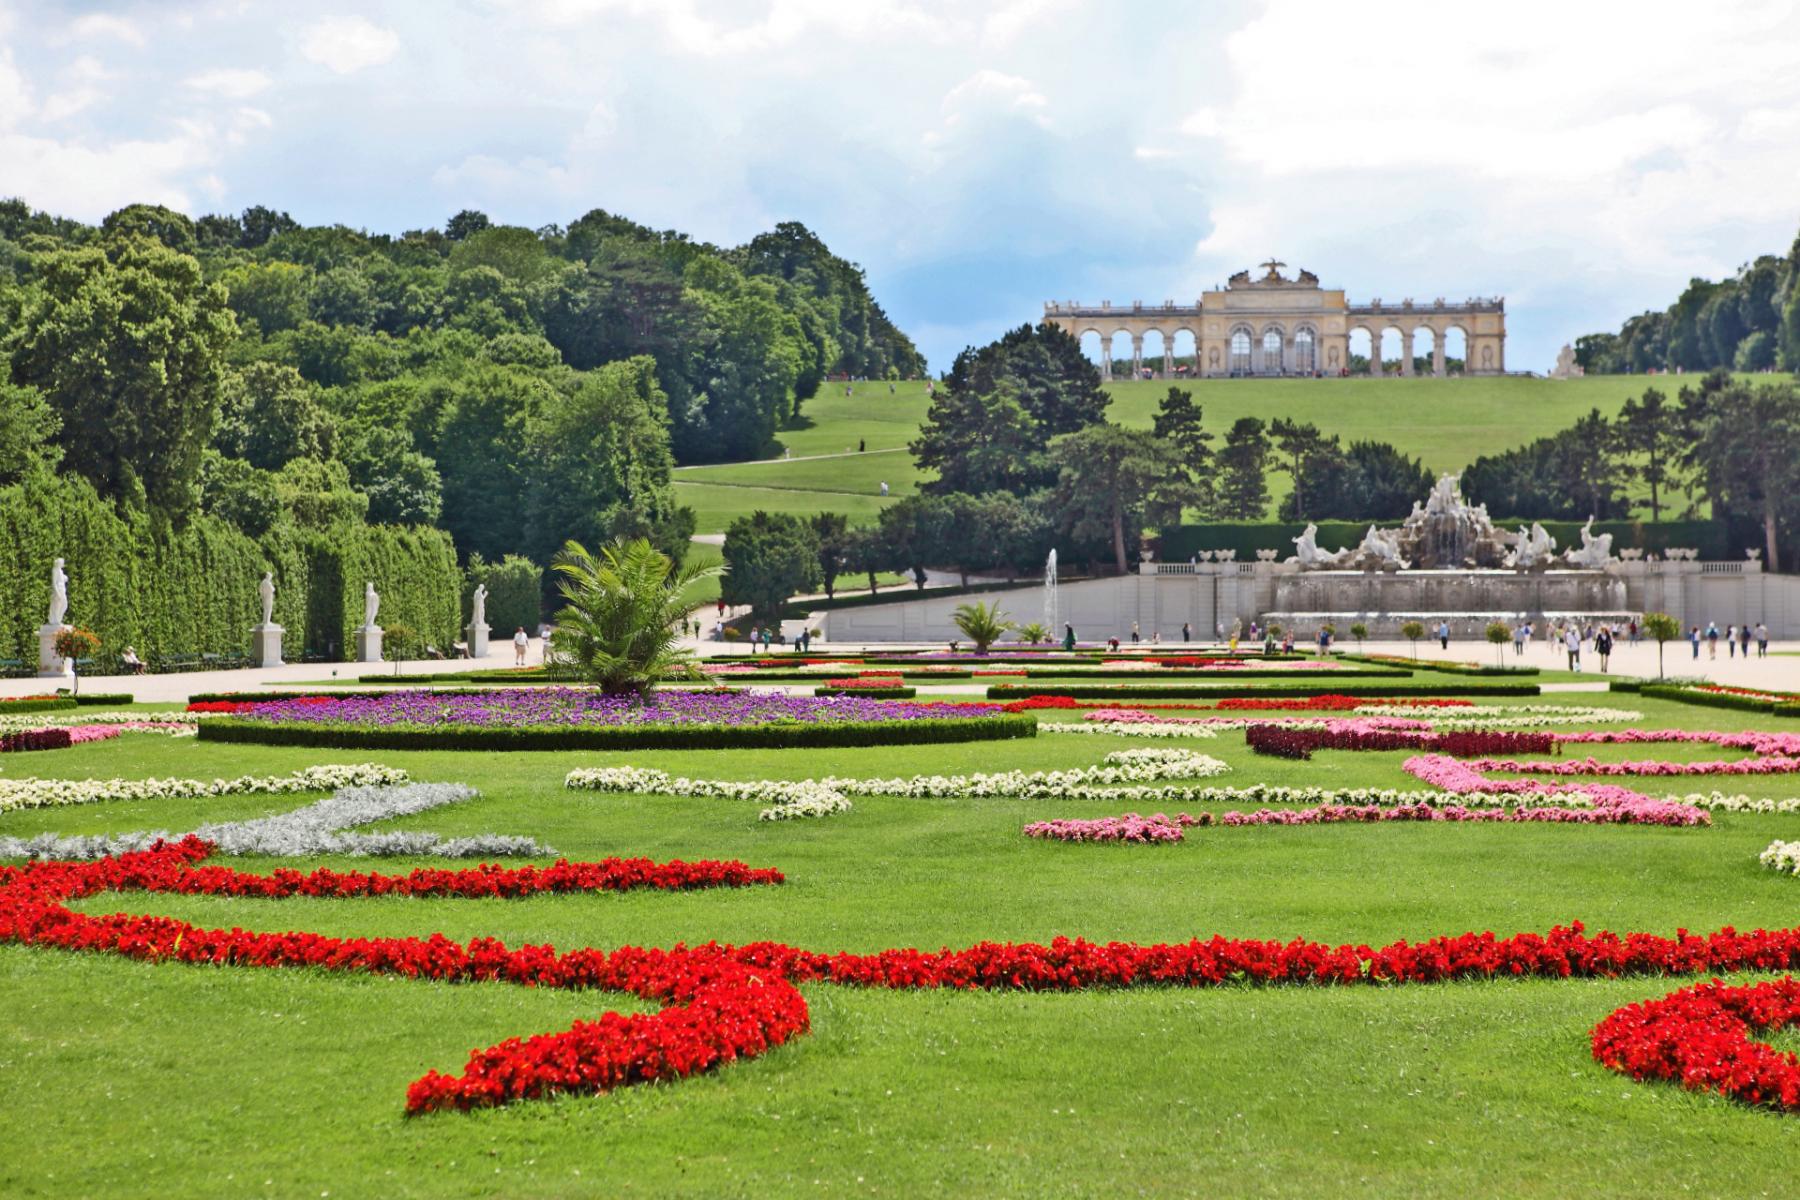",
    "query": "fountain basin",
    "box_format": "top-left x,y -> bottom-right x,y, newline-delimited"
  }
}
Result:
1265,569 -> 1631,635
